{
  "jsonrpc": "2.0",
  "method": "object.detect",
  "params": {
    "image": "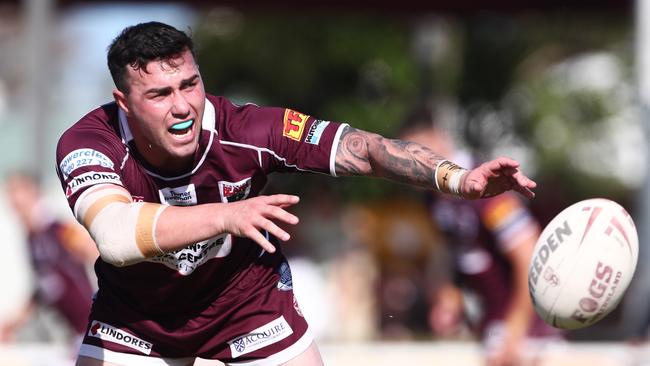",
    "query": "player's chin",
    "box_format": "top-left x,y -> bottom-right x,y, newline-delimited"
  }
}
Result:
167,142 -> 198,160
